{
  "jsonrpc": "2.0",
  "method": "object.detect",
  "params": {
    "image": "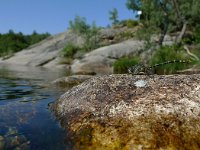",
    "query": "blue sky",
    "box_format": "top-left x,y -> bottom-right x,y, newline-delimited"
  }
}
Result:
0,0 -> 135,35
